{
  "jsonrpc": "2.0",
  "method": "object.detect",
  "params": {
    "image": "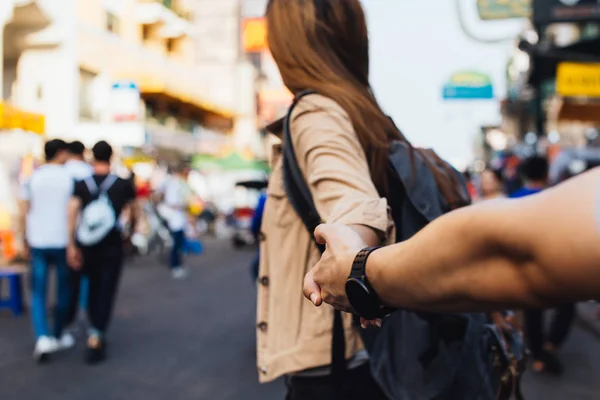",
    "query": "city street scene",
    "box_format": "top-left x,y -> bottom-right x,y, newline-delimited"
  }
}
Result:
1,0 -> 600,399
